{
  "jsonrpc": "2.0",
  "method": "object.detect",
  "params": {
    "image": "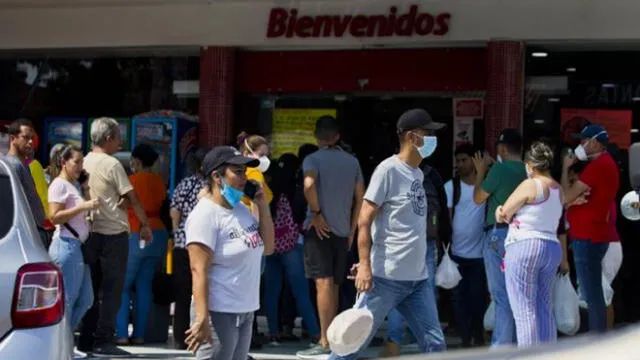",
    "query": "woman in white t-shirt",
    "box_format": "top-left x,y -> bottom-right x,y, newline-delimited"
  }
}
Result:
495,142 -> 564,347
48,145 -> 100,333
185,146 -> 275,359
